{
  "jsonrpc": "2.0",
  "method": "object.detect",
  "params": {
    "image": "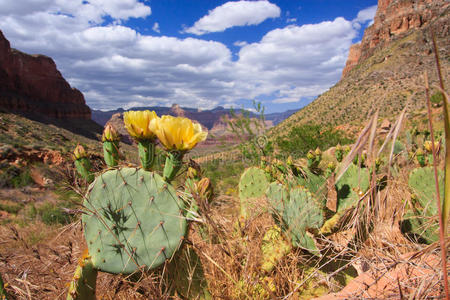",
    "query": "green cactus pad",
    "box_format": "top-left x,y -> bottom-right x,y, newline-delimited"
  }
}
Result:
295,169 -> 327,201
238,167 -> 269,219
82,168 -> 187,274
67,252 -> 97,300
265,182 -> 288,219
335,164 -> 370,212
401,167 -> 443,244
408,167 -> 443,216
282,188 -> 323,255
261,225 -> 292,273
